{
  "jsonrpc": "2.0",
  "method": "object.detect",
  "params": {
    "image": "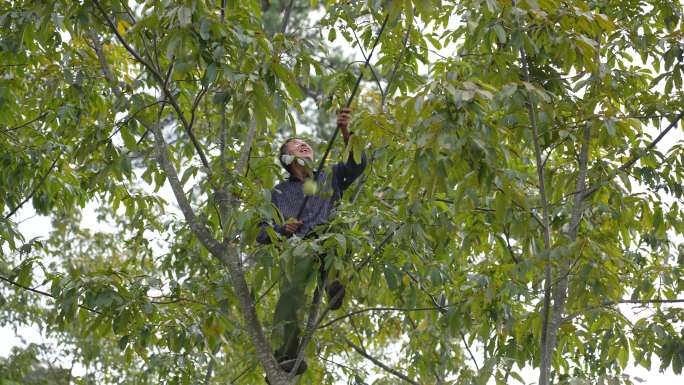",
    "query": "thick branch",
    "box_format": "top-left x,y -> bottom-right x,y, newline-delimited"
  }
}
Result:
343,336 -> 421,385
543,121 -> 591,385
150,118 -> 286,384
519,46 -> 553,385
88,14 -> 285,383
